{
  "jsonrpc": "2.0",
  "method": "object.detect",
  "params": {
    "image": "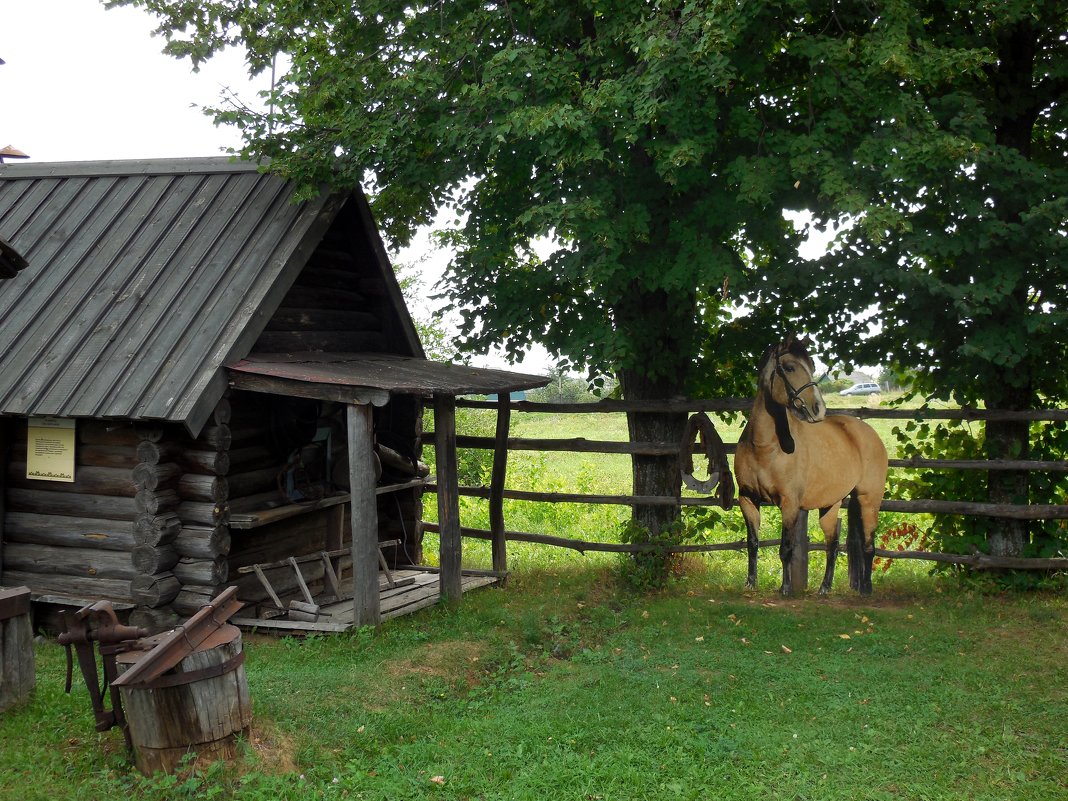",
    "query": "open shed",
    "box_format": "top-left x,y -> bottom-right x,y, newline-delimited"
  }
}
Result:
0,157 -> 546,632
